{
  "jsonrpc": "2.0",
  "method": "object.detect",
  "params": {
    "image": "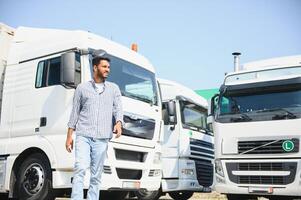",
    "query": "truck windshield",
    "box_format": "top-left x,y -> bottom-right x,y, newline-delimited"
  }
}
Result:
91,55 -> 158,105
217,89 -> 301,123
180,101 -> 208,132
